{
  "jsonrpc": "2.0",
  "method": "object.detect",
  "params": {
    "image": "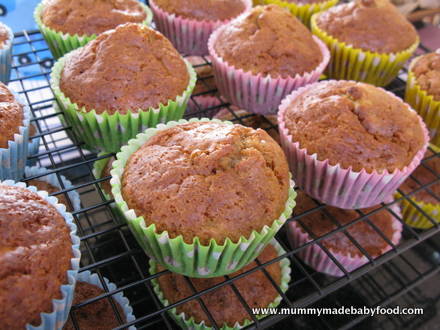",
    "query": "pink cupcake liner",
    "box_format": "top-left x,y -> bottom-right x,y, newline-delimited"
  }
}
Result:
208,25 -> 330,115
288,202 -> 403,277
278,81 -> 430,209
149,0 -> 252,56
